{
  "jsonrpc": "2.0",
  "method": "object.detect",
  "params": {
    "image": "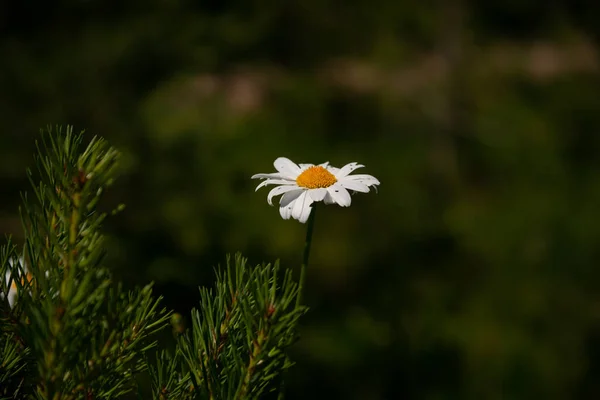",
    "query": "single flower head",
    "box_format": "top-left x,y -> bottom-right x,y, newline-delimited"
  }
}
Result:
2,257 -> 31,308
252,157 -> 380,223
